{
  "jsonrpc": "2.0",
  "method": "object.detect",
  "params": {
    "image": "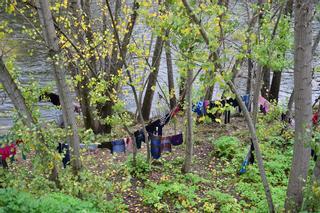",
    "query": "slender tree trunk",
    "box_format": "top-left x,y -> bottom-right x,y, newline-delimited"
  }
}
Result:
0,56 -> 35,126
252,0 -> 266,123
179,75 -> 186,108
68,0 -> 98,132
252,65 -> 265,124
204,83 -> 214,101
141,36 -> 164,120
285,0 -> 314,211
36,0 -> 82,172
246,57 -> 253,94
165,39 -> 177,110
269,71 -> 282,102
261,68 -> 270,99
182,68 -> 193,173
285,0 -> 294,18
228,81 -> 275,212
268,3 -> 287,102
285,28 -> 320,121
